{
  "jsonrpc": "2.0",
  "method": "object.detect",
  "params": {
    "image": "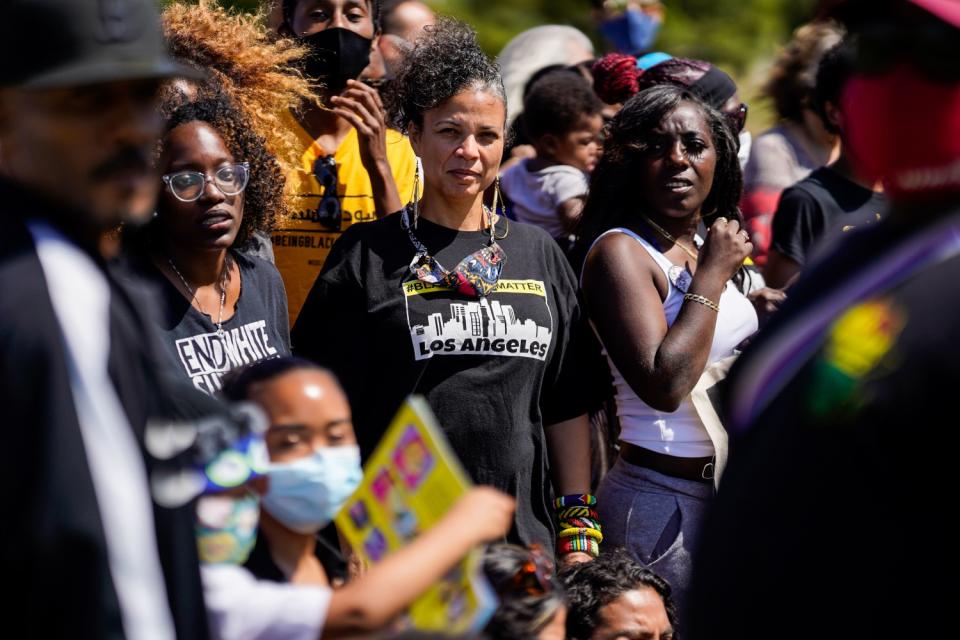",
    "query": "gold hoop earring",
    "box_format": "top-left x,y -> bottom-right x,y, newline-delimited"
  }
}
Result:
412,156 -> 422,229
